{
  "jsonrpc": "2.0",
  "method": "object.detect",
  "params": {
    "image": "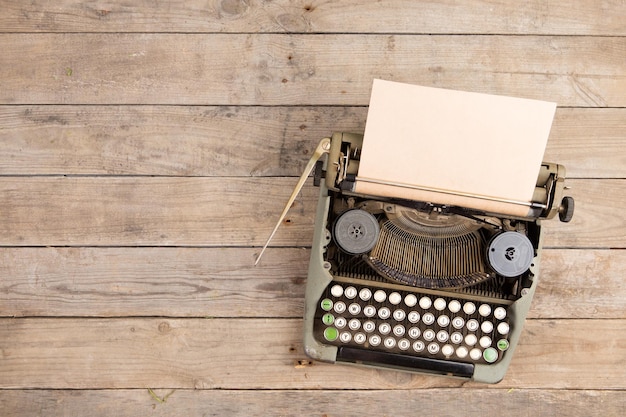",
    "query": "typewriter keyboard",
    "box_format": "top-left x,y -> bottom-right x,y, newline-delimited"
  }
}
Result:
314,281 -> 512,365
